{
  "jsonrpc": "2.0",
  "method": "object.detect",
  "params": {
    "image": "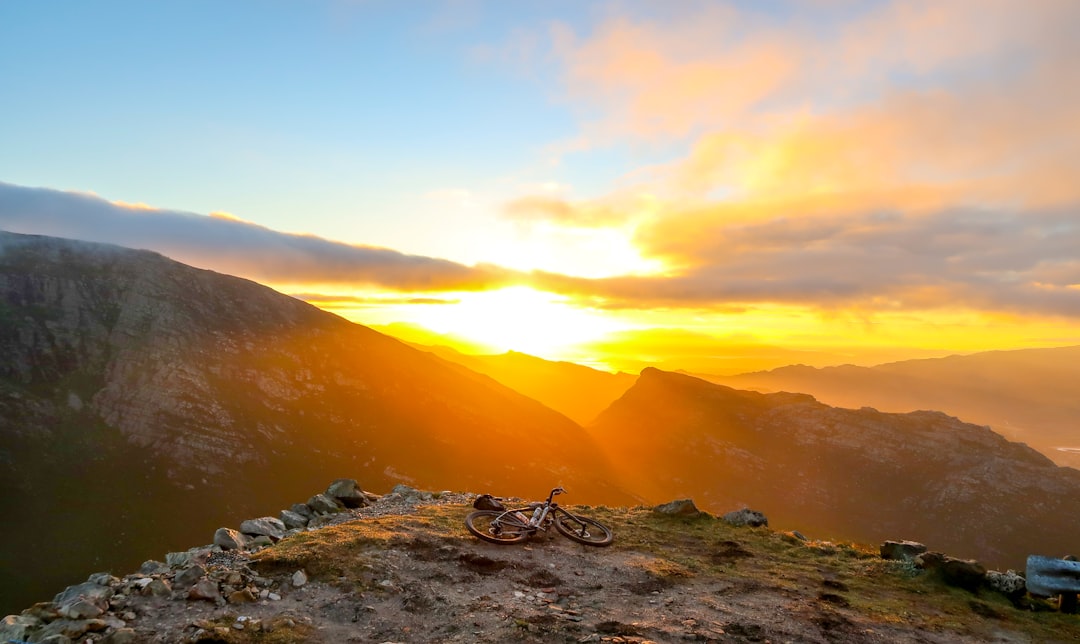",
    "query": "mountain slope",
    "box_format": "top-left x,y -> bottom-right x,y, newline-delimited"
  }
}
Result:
708,347 -> 1080,468
411,345 -> 637,425
589,368 -> 1080,570
0,231 -> 634,614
